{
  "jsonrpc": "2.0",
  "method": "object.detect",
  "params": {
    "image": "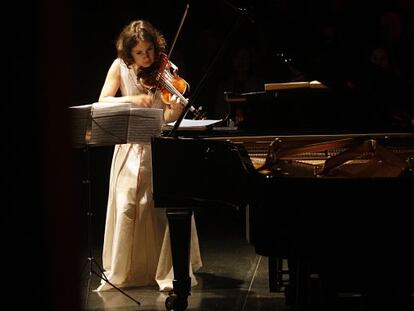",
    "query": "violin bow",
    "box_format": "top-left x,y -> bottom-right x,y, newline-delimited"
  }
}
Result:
166,3 -> 199,137
167,3 -> 189,59
147,5 -> 189,102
